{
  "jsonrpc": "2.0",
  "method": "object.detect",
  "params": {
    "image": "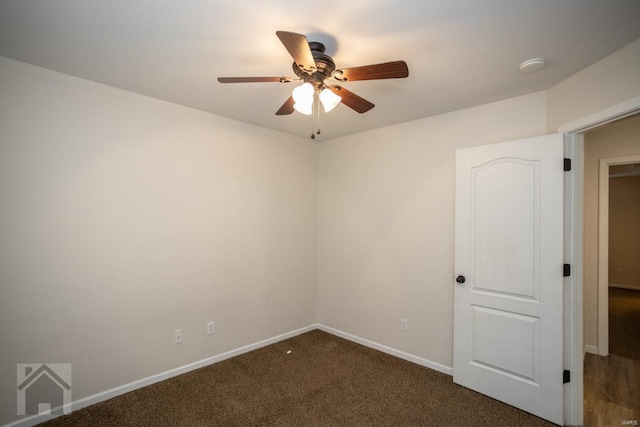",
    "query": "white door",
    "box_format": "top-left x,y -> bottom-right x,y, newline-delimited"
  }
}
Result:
453,133 -> 564,425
